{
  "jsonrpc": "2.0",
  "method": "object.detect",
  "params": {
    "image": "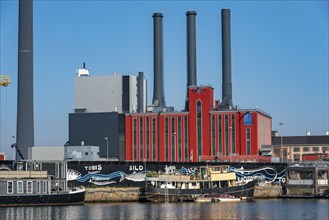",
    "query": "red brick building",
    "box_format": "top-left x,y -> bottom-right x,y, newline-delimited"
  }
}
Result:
125,86 -> 272,162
